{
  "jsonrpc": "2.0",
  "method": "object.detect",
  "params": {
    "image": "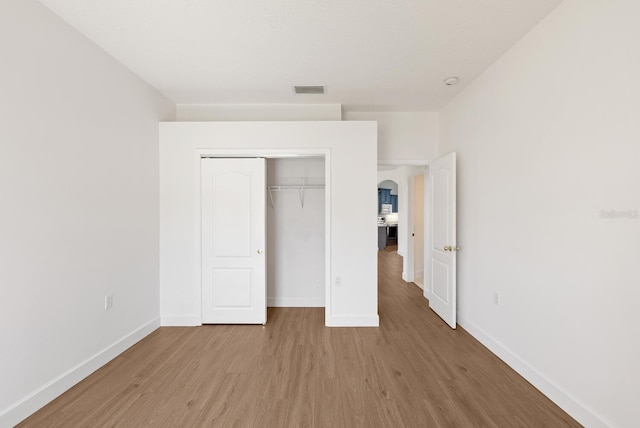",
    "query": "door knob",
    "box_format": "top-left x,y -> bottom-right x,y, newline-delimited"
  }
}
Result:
454,246 -> 461,252
257,249 -> 264,254
444,246 -> 452,252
